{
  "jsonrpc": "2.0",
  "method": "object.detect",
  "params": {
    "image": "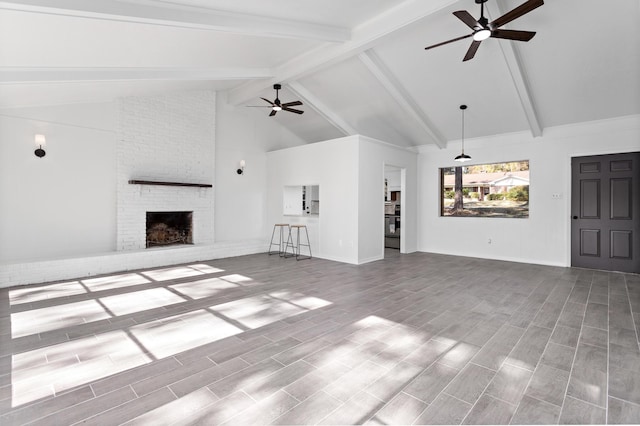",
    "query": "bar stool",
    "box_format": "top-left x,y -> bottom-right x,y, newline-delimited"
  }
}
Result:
284,224 -> 312,260
268,224 -> 290,256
